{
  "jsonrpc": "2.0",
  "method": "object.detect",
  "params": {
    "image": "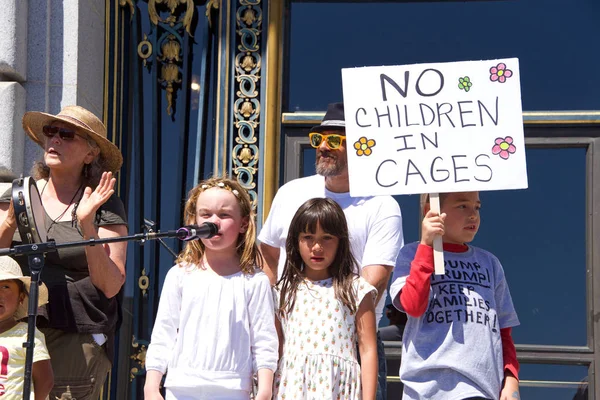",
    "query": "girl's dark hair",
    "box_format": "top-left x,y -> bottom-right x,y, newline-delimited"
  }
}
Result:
277,198 -> 358,317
